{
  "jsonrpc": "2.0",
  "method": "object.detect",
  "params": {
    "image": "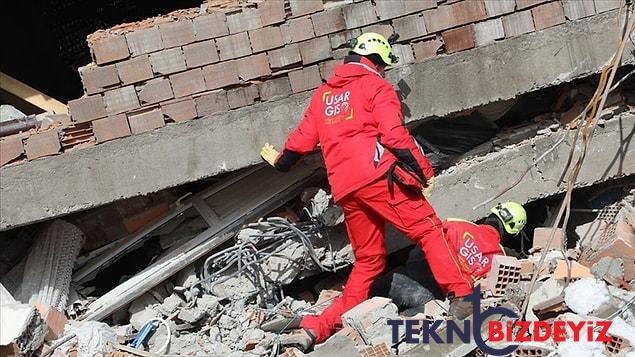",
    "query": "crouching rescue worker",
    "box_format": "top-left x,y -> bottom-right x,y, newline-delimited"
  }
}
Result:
259,32 -> 474,350
370,202 -> 527,314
